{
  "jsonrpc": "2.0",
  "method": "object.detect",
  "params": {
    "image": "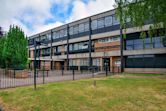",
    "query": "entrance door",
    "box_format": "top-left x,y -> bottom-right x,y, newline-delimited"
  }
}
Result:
103,58 -> 110,71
